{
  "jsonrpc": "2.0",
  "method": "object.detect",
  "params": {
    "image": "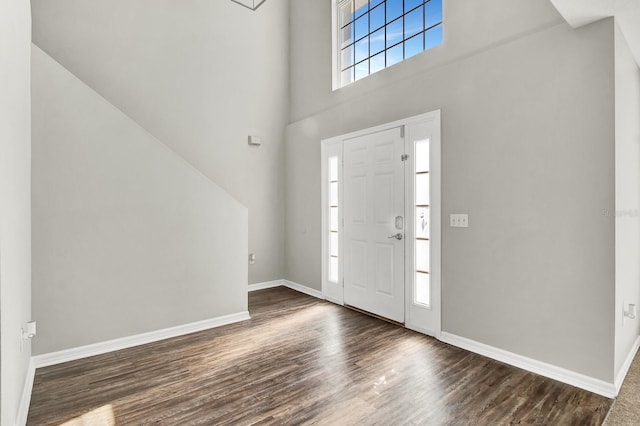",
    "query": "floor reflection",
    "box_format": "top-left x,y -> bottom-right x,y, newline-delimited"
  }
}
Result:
59,404 -> 115,426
